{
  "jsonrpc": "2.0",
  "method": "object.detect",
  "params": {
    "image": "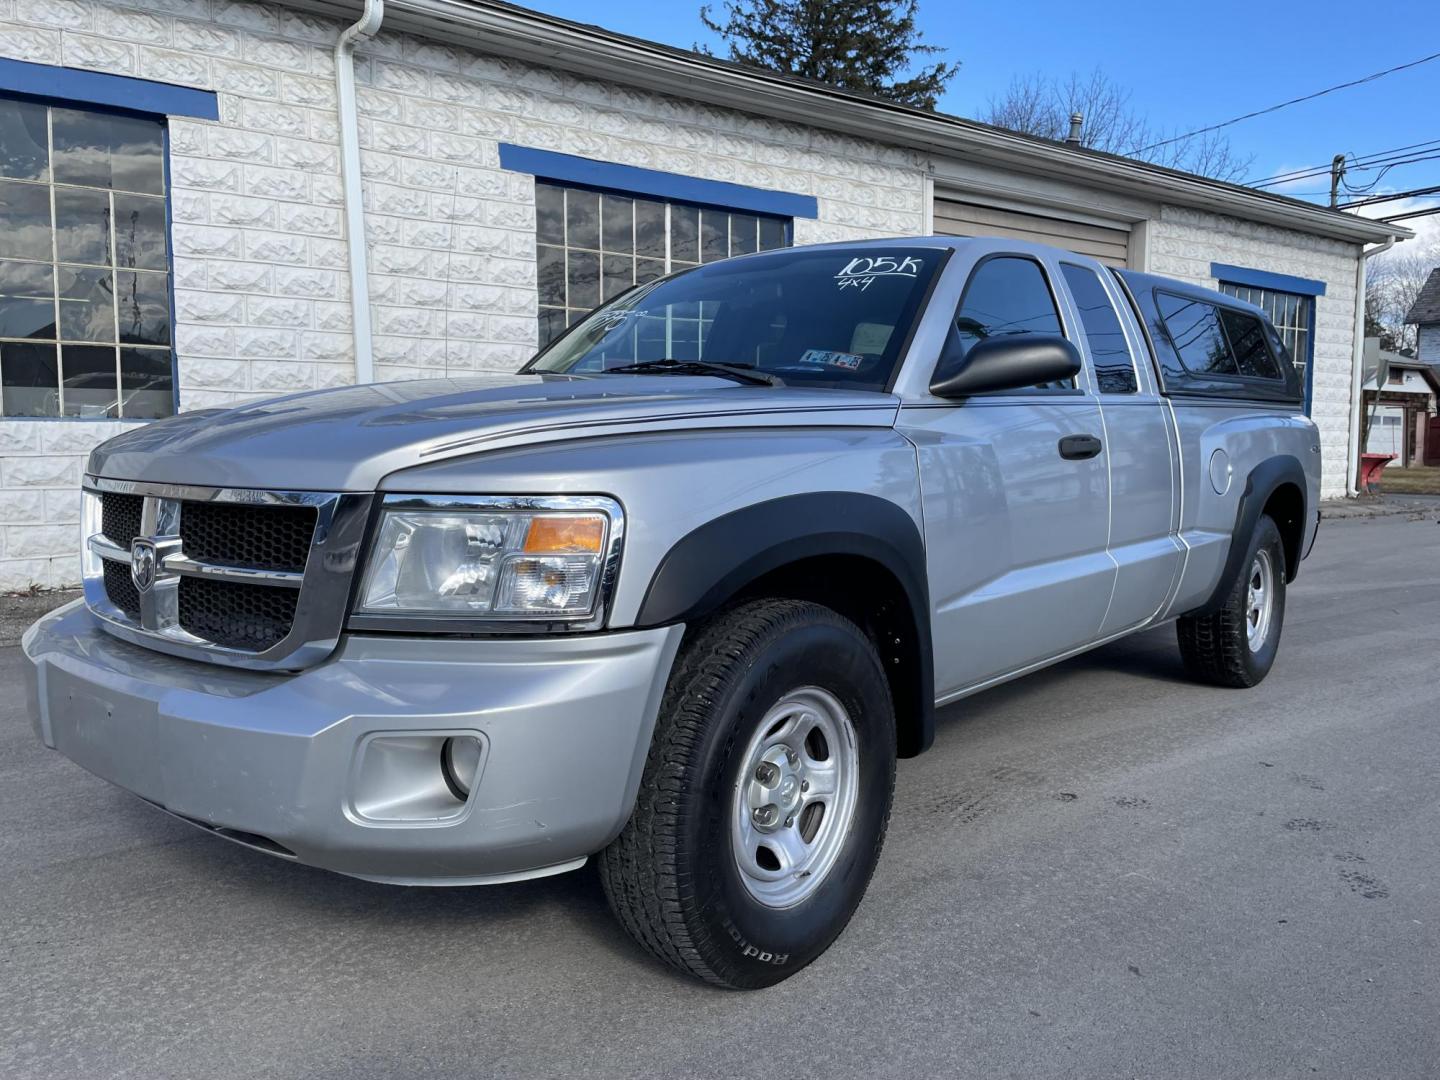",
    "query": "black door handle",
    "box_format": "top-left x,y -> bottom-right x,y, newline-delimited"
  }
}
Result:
1058,434 -> 1103,460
